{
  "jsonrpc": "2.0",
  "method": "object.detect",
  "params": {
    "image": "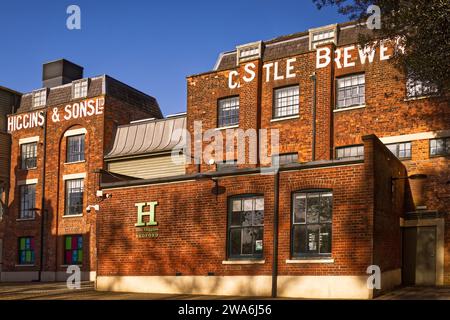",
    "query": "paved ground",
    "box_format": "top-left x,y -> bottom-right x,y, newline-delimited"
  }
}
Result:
1,282 -> 450,300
